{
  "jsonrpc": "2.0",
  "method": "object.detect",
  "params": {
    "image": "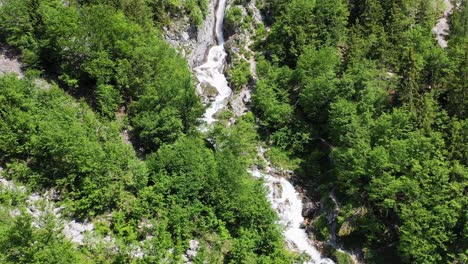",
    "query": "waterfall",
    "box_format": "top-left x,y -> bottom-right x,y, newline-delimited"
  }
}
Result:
251,147 -> 335,264
195,0 -> 231,126
215,0 -> 227,45
194,1 -> 334,263
250,170 -> 334,264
